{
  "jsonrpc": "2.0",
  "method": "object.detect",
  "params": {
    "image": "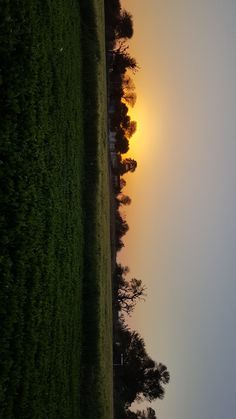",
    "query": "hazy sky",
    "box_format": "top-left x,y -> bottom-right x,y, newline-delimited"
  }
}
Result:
120,1 -> 236,418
